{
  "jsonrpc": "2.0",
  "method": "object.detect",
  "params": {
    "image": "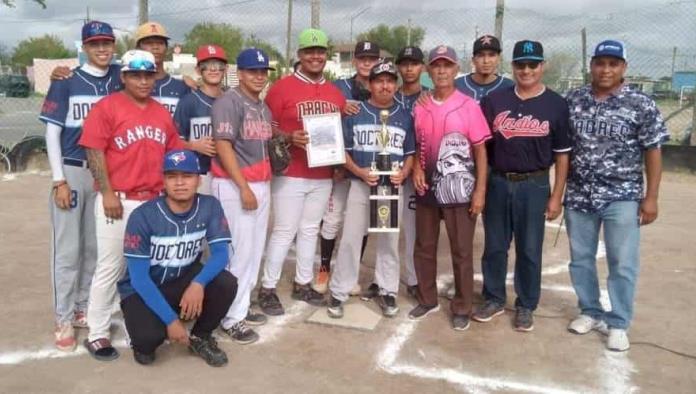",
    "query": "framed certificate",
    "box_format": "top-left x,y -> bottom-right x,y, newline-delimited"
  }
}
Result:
303,112 -> 346,168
